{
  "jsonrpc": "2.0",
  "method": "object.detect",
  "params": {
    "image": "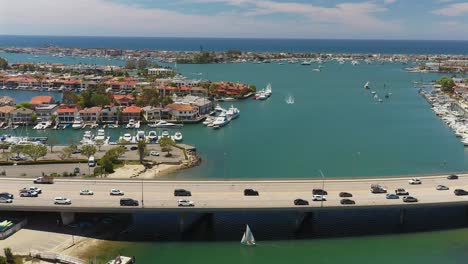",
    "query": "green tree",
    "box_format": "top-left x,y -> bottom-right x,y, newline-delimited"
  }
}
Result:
0,255 -> 6,264
0,57 -> 8,70
436,76 -> 456,93
10,145 -> 24,157
81,144 -> 97,159
100,156 -> 114,173
62,90 -> 80,104
23,144 -> 48,162
125,60 -> 137,69
47,137 -> 60,153
137,140 -> 146,164
104,146 -> 125,163
161,96 -> 173,106
95,139 -> 105,152
15,102 -> 32,109
159,137 -> 174,157
3,248 -> 13,264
